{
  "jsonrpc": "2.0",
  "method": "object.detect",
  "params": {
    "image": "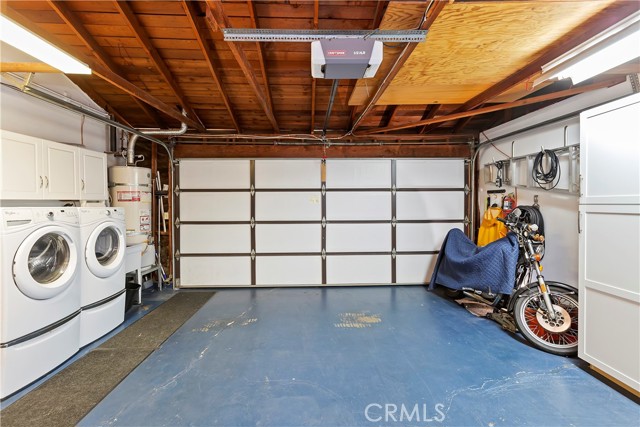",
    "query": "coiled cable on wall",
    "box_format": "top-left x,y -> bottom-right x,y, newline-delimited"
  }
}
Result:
532,149 -> 560,190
